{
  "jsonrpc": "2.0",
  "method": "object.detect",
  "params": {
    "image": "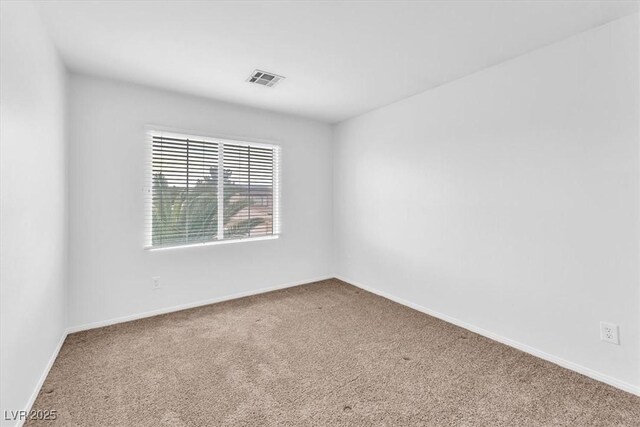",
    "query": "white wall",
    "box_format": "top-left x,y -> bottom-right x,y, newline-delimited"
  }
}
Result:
334,15 -> 640,391
67,75 -> 333,328
0,1 -> 68,423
